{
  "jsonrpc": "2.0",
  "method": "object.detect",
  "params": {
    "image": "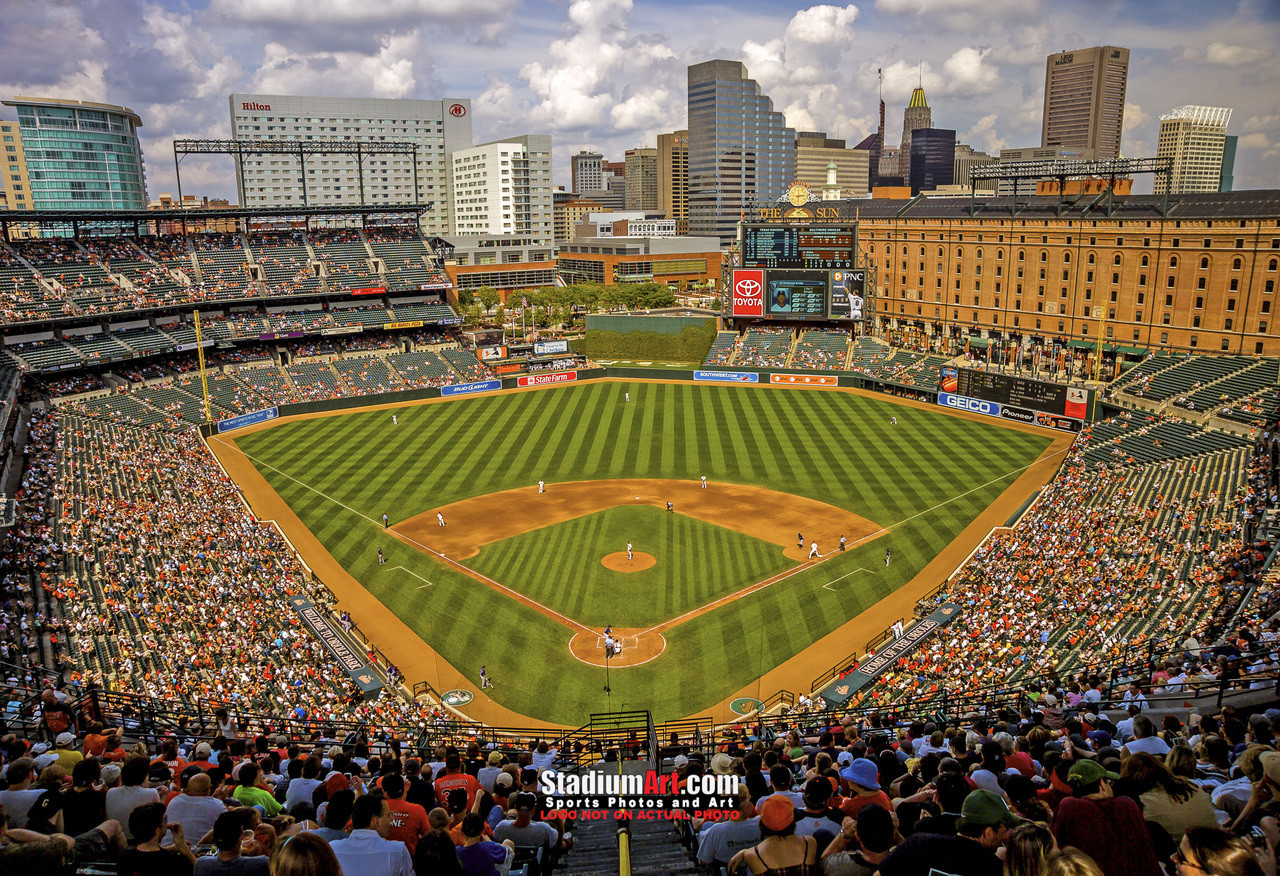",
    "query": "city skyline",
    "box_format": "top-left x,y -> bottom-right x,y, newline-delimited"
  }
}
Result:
0,0 -> 1277,202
